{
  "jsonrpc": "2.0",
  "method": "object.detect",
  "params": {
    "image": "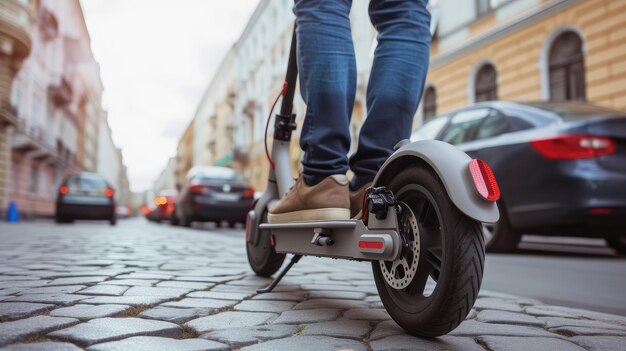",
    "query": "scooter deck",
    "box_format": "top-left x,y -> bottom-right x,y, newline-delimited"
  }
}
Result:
260,215 -> 401,262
